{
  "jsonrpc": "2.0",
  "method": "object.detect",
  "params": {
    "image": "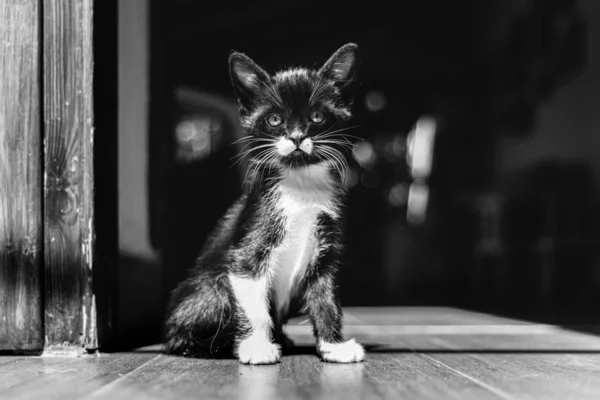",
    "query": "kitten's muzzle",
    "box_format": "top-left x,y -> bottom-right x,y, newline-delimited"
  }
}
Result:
276,136 -> 313,156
